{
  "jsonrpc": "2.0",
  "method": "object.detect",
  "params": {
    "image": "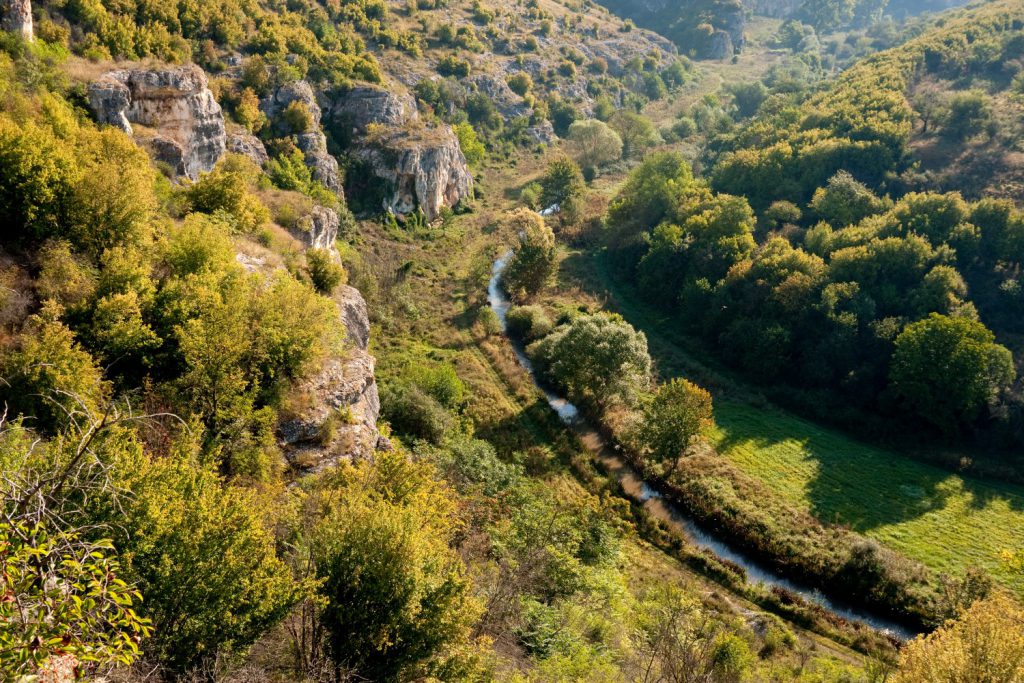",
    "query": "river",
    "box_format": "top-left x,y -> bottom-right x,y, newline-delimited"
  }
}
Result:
488,251 -> 916,641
